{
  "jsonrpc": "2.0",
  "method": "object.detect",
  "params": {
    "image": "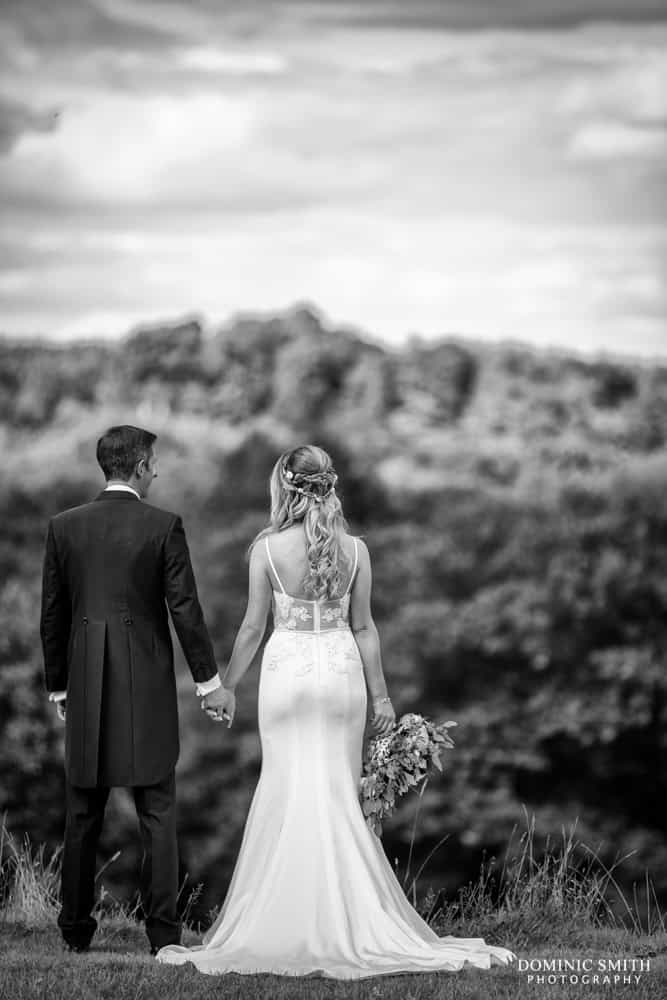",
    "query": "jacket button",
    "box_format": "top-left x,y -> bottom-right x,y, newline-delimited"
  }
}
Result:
124,617 -> 133,625
82,617 -> 88,625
